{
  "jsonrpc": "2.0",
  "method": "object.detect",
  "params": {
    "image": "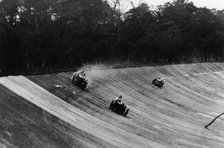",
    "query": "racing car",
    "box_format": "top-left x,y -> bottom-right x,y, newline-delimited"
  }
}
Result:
71,71 -> 88,90
109,99 -> 129,117
152,77 -> 164,88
